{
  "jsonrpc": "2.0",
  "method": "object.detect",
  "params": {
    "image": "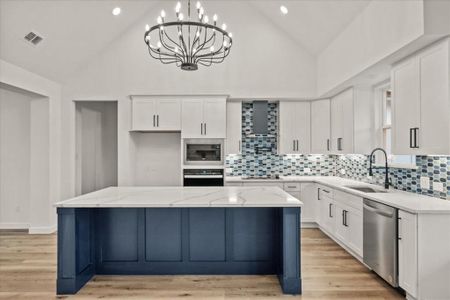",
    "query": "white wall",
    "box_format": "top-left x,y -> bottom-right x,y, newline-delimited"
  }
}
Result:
0,87 -> 31,228
317,0 -> 425,96
0,59 -> 61,233
60,1 -> 317,198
